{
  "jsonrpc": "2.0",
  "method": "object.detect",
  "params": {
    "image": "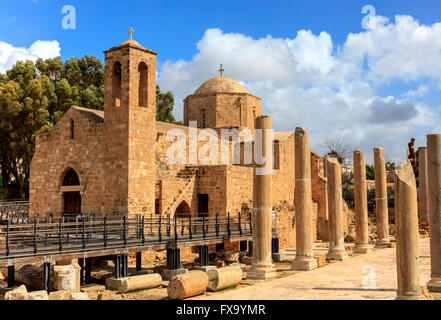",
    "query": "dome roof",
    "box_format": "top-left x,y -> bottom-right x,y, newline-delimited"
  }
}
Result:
194,76 -> 248,95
